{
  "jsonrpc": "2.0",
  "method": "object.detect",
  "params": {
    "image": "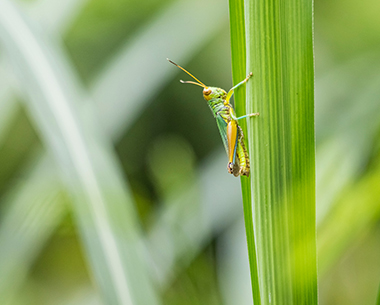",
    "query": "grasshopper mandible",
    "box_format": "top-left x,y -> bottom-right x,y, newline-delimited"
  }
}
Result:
167,59 -> 259,177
